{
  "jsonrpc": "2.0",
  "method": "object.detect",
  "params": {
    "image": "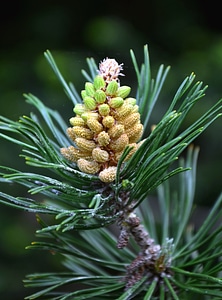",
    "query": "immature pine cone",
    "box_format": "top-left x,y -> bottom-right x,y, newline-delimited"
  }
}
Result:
61,58 -> 143,182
